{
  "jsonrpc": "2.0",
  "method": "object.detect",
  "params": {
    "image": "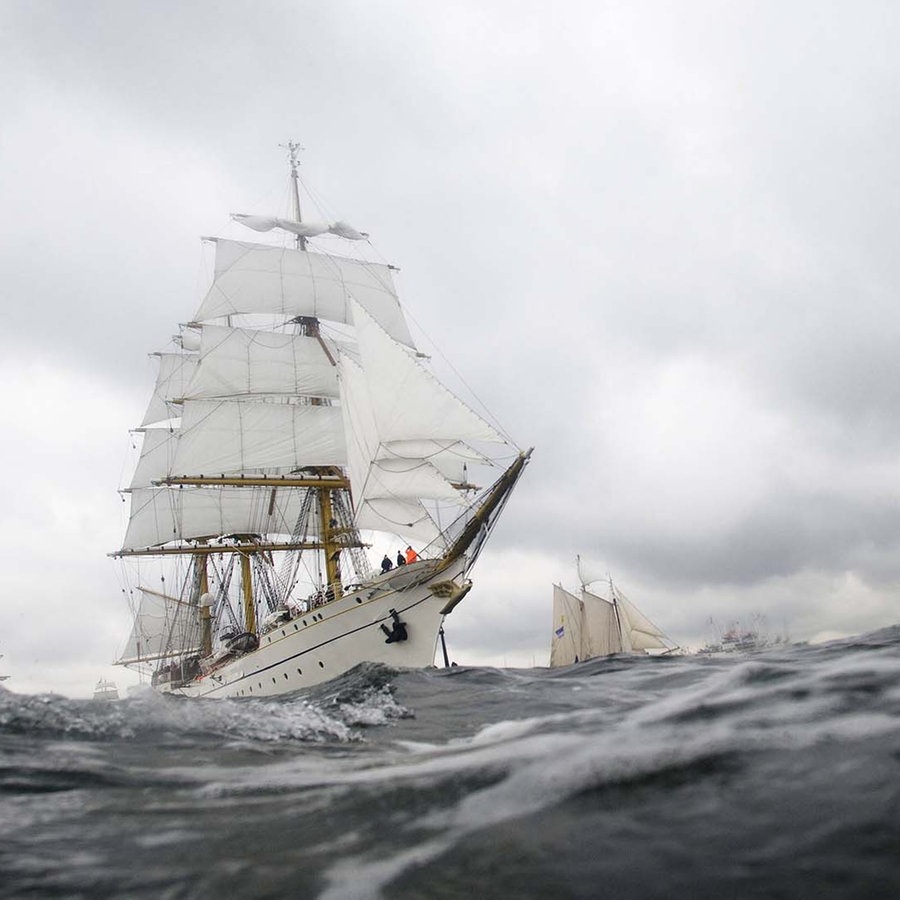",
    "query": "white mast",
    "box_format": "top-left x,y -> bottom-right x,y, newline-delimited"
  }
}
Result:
282,140 -> 307,250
